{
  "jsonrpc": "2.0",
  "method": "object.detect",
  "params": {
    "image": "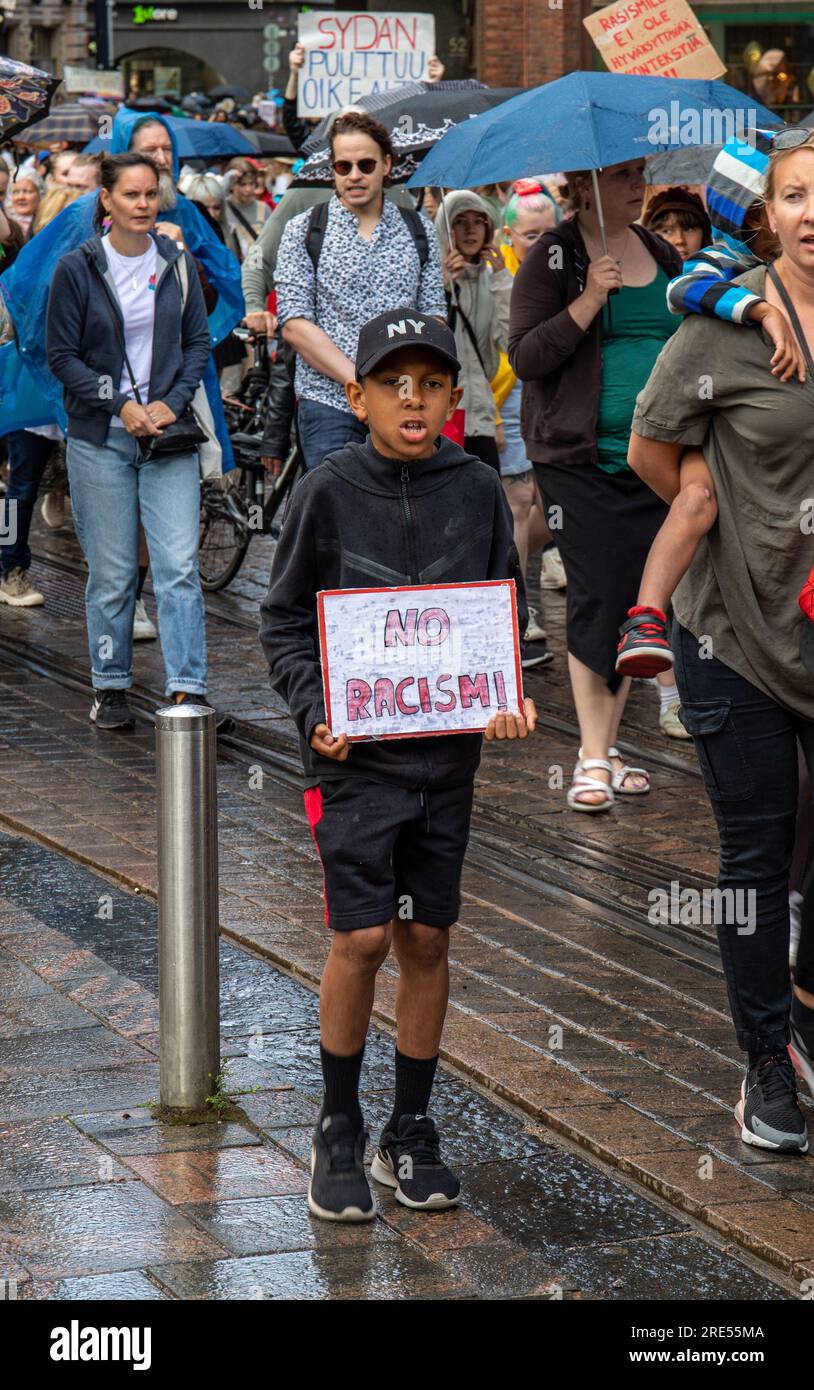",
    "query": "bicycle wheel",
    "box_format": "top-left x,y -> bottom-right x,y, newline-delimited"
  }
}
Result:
199,468 -> 252,591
